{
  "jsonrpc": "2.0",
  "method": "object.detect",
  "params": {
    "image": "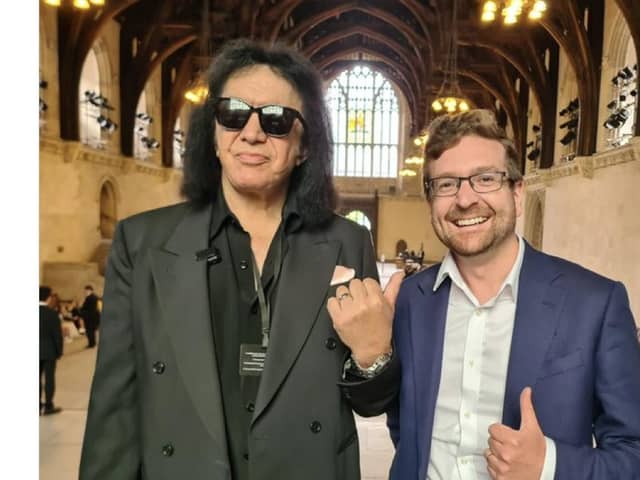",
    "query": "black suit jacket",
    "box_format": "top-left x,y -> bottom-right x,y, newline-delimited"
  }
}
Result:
80,293 -> 100,327
40,305 -> 63,360
80,201 -> 390,480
